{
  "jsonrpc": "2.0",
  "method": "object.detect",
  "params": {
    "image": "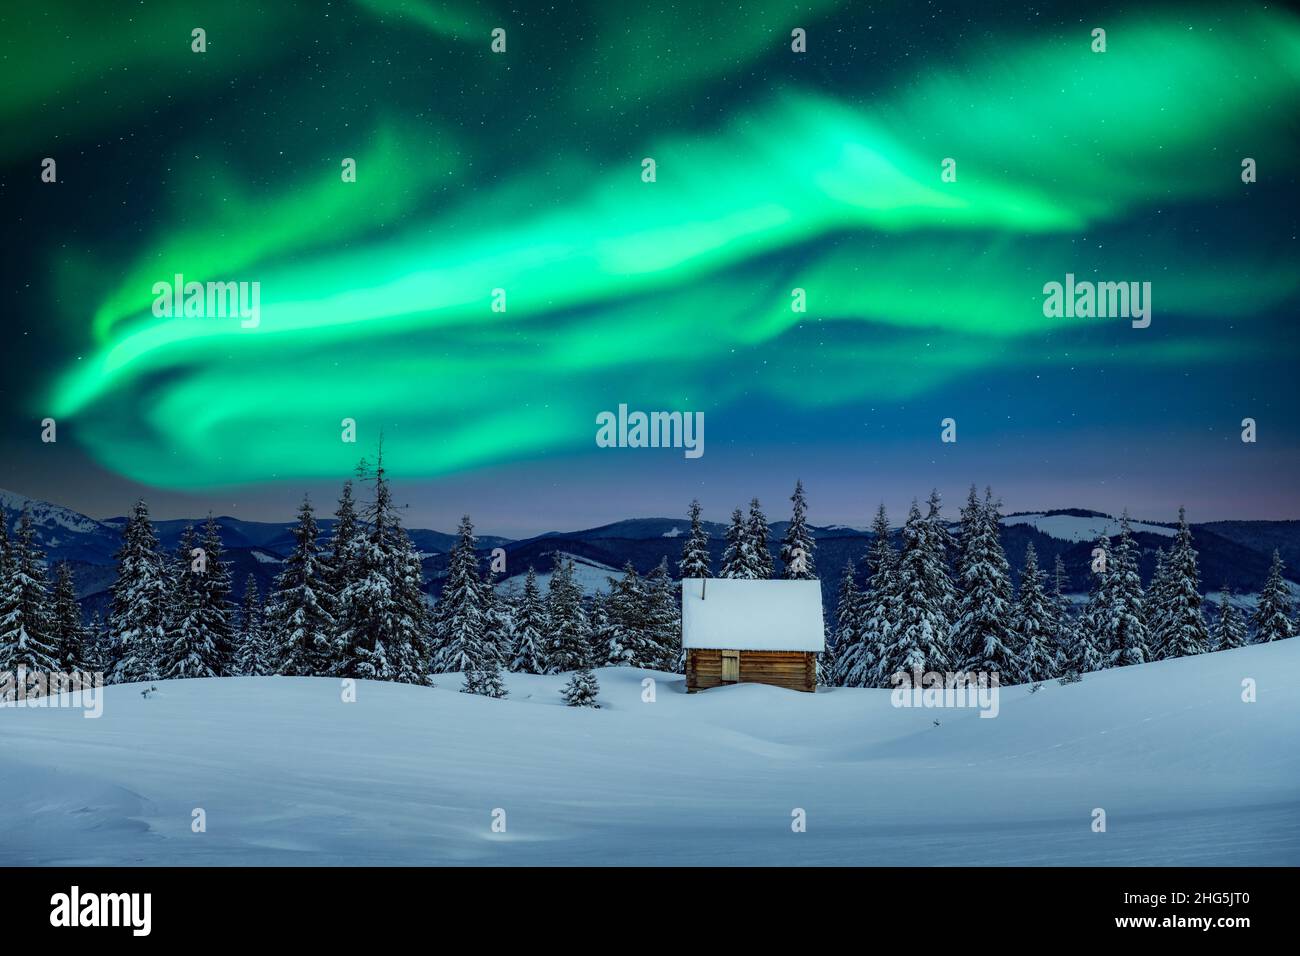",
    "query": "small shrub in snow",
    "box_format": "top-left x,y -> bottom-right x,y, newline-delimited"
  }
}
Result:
461,662 -> 507,699
561,667 -> 600,708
